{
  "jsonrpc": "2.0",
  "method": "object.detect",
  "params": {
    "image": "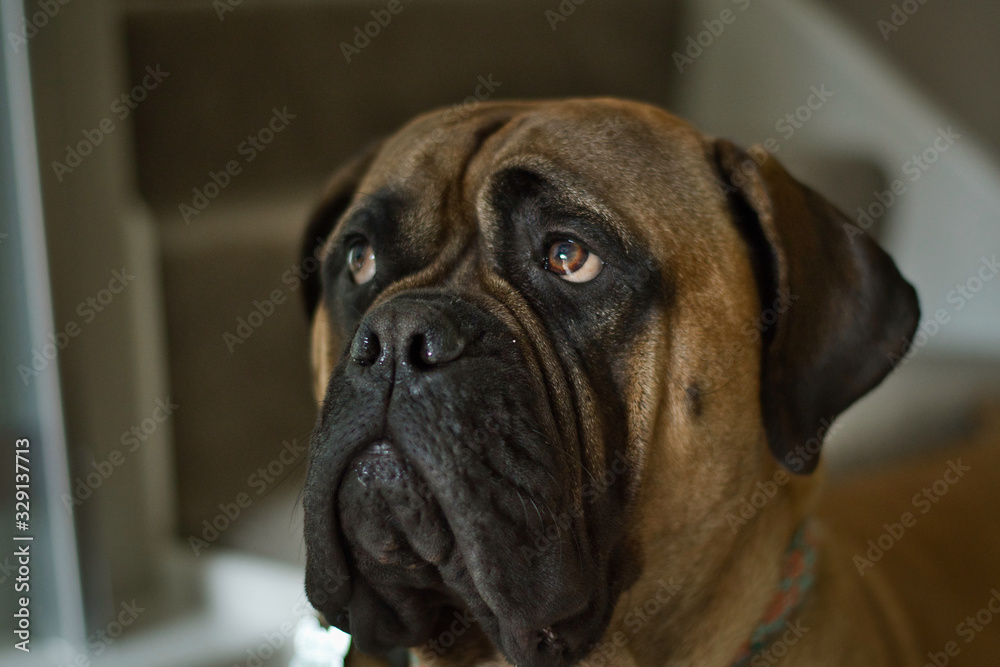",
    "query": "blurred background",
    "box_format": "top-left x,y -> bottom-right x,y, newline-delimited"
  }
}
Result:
1,0 -> 998,665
